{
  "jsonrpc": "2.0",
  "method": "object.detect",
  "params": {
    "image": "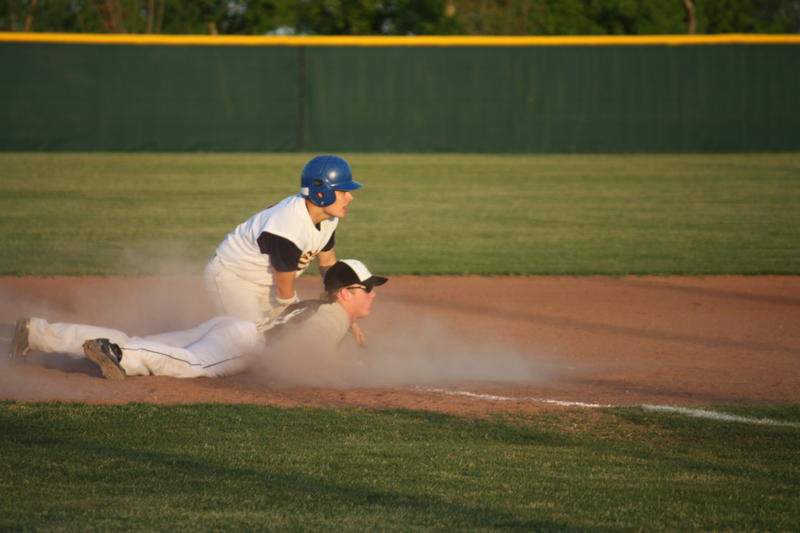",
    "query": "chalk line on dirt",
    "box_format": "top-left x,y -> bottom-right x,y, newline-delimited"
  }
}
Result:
415,387 -> 800,428
414,386 -> 610,408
